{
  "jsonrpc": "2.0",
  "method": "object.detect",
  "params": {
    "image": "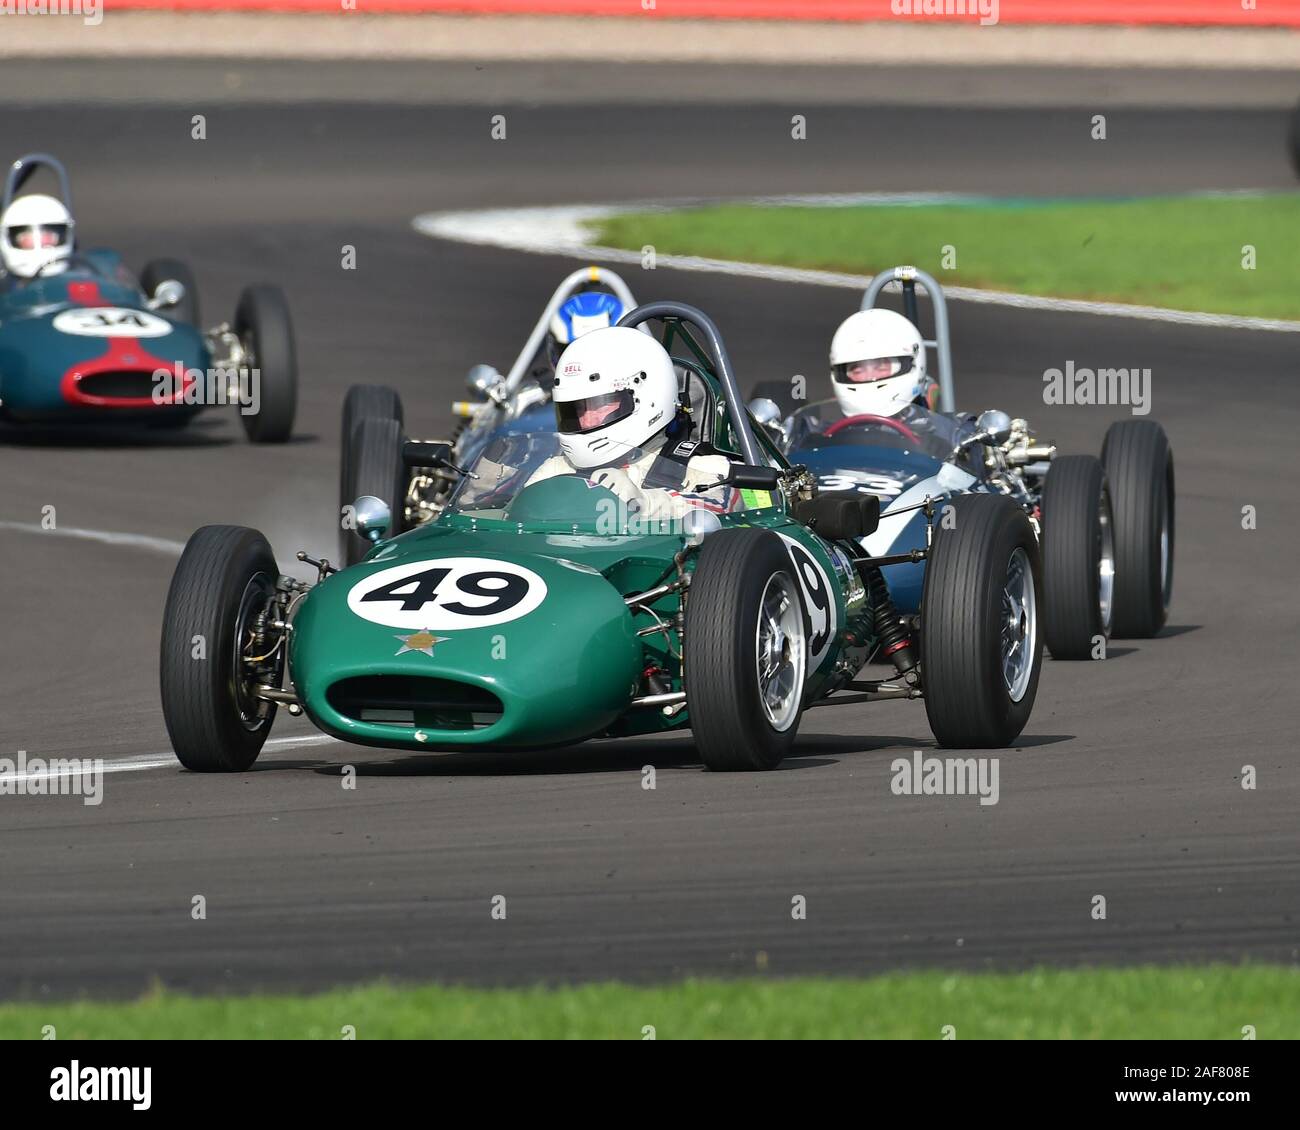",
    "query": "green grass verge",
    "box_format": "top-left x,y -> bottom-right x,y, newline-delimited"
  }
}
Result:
593,195 -> 1300,320
2,966 -> 1296,1039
